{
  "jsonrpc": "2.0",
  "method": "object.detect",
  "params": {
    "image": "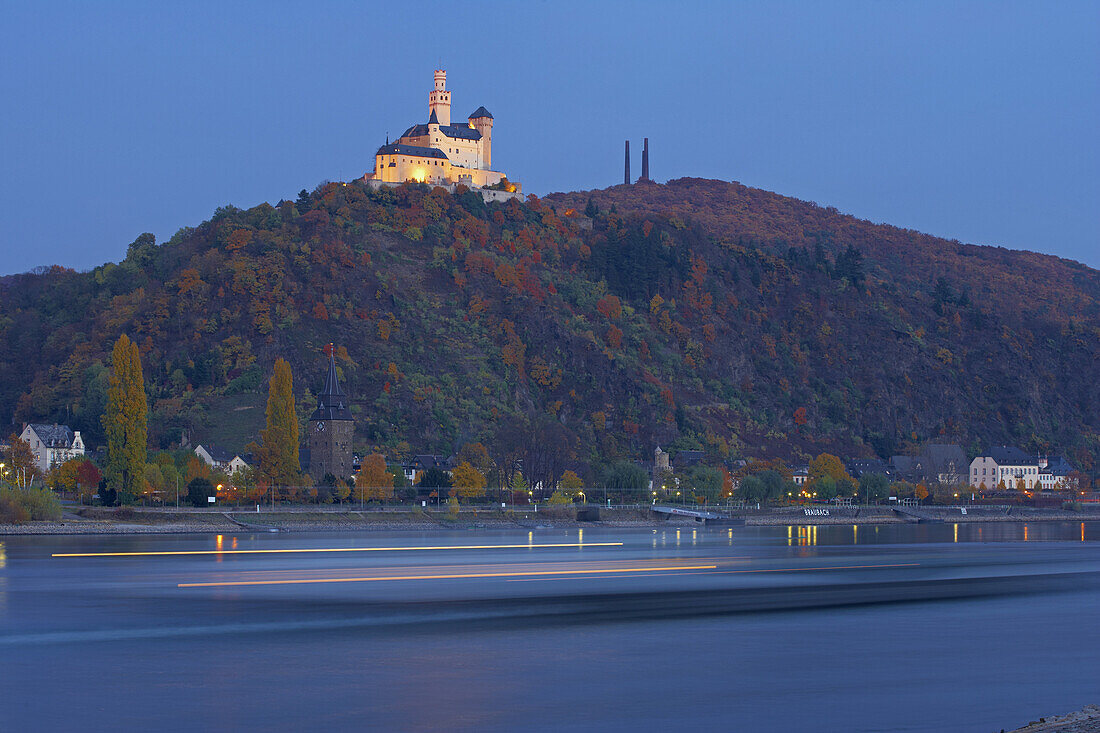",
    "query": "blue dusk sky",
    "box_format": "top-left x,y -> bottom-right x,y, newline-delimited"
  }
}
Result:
1,1 -> 1097,274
